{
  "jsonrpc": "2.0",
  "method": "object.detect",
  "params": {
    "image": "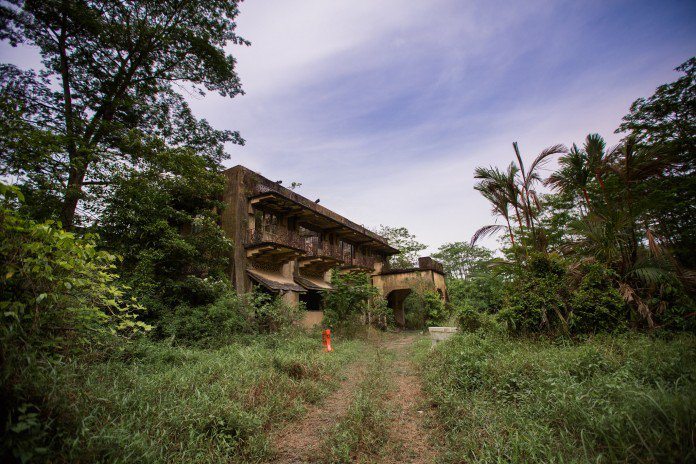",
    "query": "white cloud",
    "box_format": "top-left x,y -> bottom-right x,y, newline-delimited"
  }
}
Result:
2,0 -> 692,254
